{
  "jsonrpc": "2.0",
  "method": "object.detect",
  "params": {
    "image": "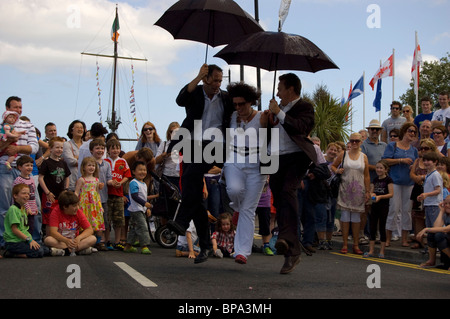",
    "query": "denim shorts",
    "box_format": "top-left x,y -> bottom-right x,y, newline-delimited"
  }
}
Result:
425,206 -> 440,228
